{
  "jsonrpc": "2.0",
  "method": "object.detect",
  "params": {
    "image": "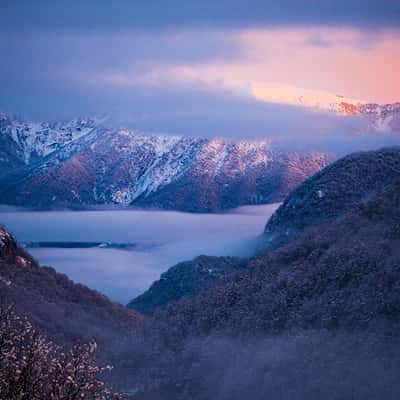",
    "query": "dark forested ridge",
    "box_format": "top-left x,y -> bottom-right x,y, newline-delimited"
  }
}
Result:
0,225 -> 141,345
124,149 -> 400,398
159,184 -> 400,336
261,146 -> 400,252
128,256 -> 247,315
